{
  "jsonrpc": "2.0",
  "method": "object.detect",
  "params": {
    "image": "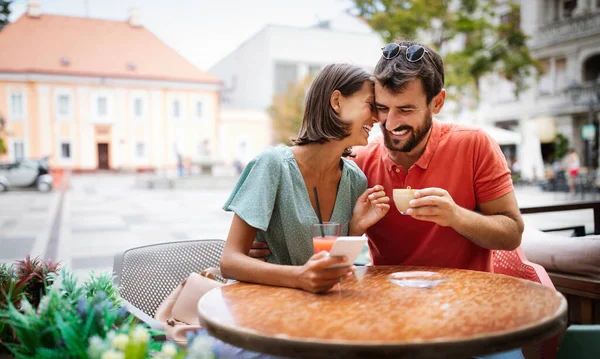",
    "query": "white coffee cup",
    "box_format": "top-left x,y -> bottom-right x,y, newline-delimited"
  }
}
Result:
393,188 -> 415,215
